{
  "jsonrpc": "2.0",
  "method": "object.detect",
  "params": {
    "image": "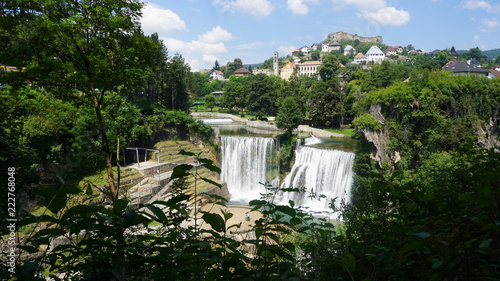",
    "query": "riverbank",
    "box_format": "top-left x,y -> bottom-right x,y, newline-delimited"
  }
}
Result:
191,112 -> 346,138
